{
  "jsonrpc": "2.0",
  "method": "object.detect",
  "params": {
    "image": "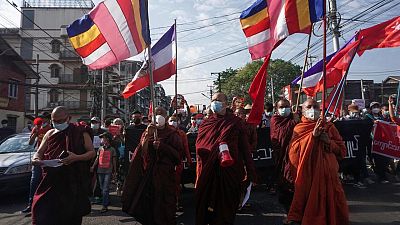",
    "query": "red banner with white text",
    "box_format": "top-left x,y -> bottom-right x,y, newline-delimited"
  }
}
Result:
372,121 -> 400,159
